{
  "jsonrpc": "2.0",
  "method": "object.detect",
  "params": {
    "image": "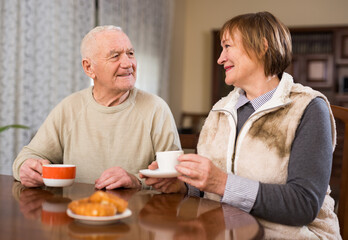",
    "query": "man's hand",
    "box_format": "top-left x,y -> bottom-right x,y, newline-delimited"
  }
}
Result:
19,159 -> 51,187
140,161 -> 188,194
95,167 -> 141,189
